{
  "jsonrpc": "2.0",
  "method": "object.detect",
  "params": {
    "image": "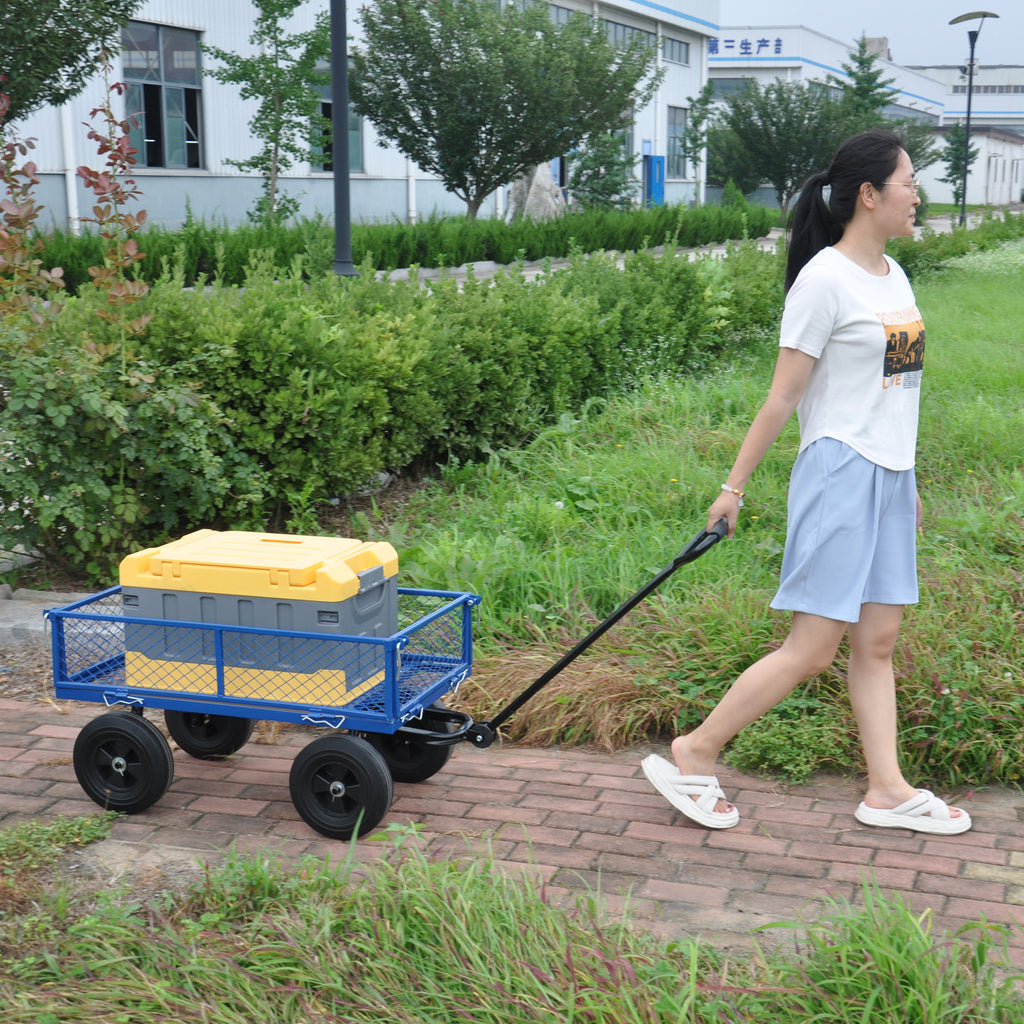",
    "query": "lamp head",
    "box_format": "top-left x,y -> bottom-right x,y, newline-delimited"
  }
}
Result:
948,11 -> 999,26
